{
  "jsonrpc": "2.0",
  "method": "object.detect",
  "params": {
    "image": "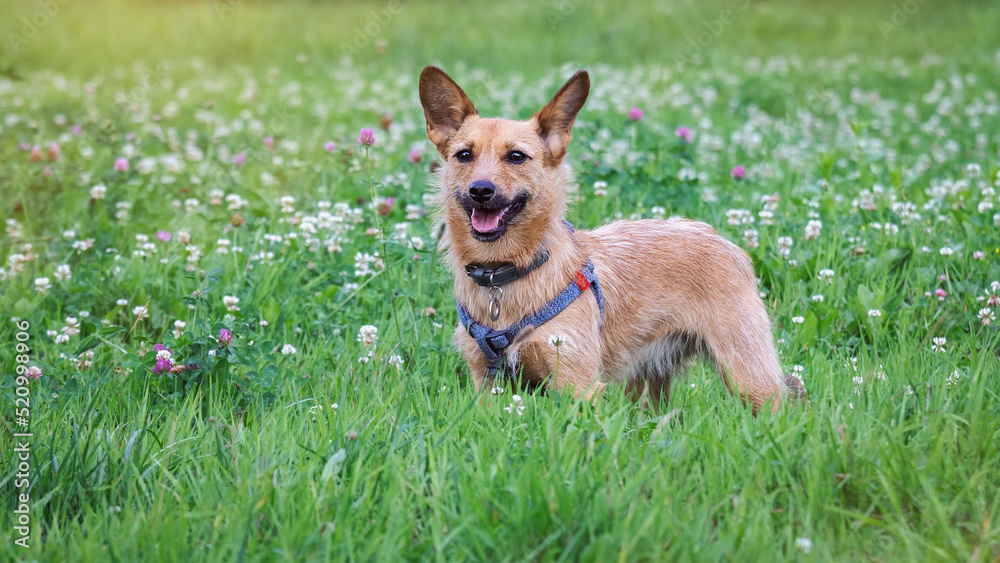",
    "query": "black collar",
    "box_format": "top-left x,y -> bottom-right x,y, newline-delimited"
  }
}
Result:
464,247 -> 550,287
